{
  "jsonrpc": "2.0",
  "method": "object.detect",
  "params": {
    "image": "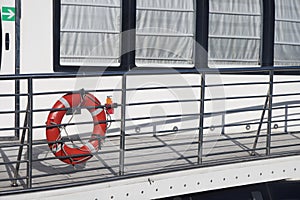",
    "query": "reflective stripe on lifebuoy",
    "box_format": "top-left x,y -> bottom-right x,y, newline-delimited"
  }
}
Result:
46,93 -> 107,165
